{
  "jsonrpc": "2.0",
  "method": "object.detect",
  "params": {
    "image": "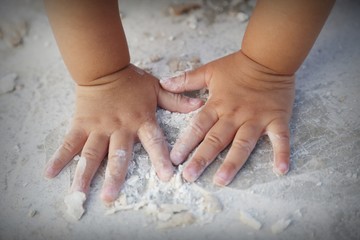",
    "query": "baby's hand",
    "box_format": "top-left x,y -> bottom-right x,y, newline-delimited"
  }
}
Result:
44,64 -> 203,203
161,51 -> 295,186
